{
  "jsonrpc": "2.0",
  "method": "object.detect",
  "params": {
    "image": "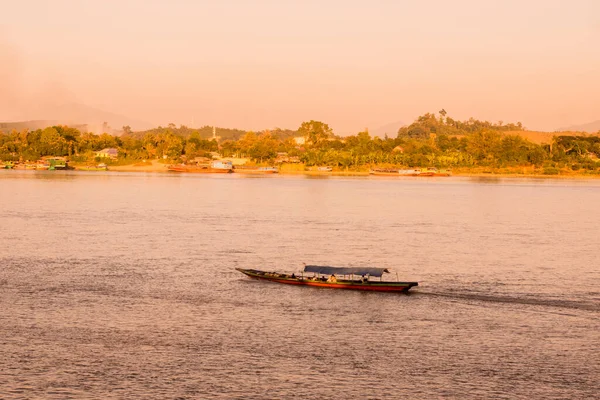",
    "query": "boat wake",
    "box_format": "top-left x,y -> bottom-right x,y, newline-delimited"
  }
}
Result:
415,290 -> 600,313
